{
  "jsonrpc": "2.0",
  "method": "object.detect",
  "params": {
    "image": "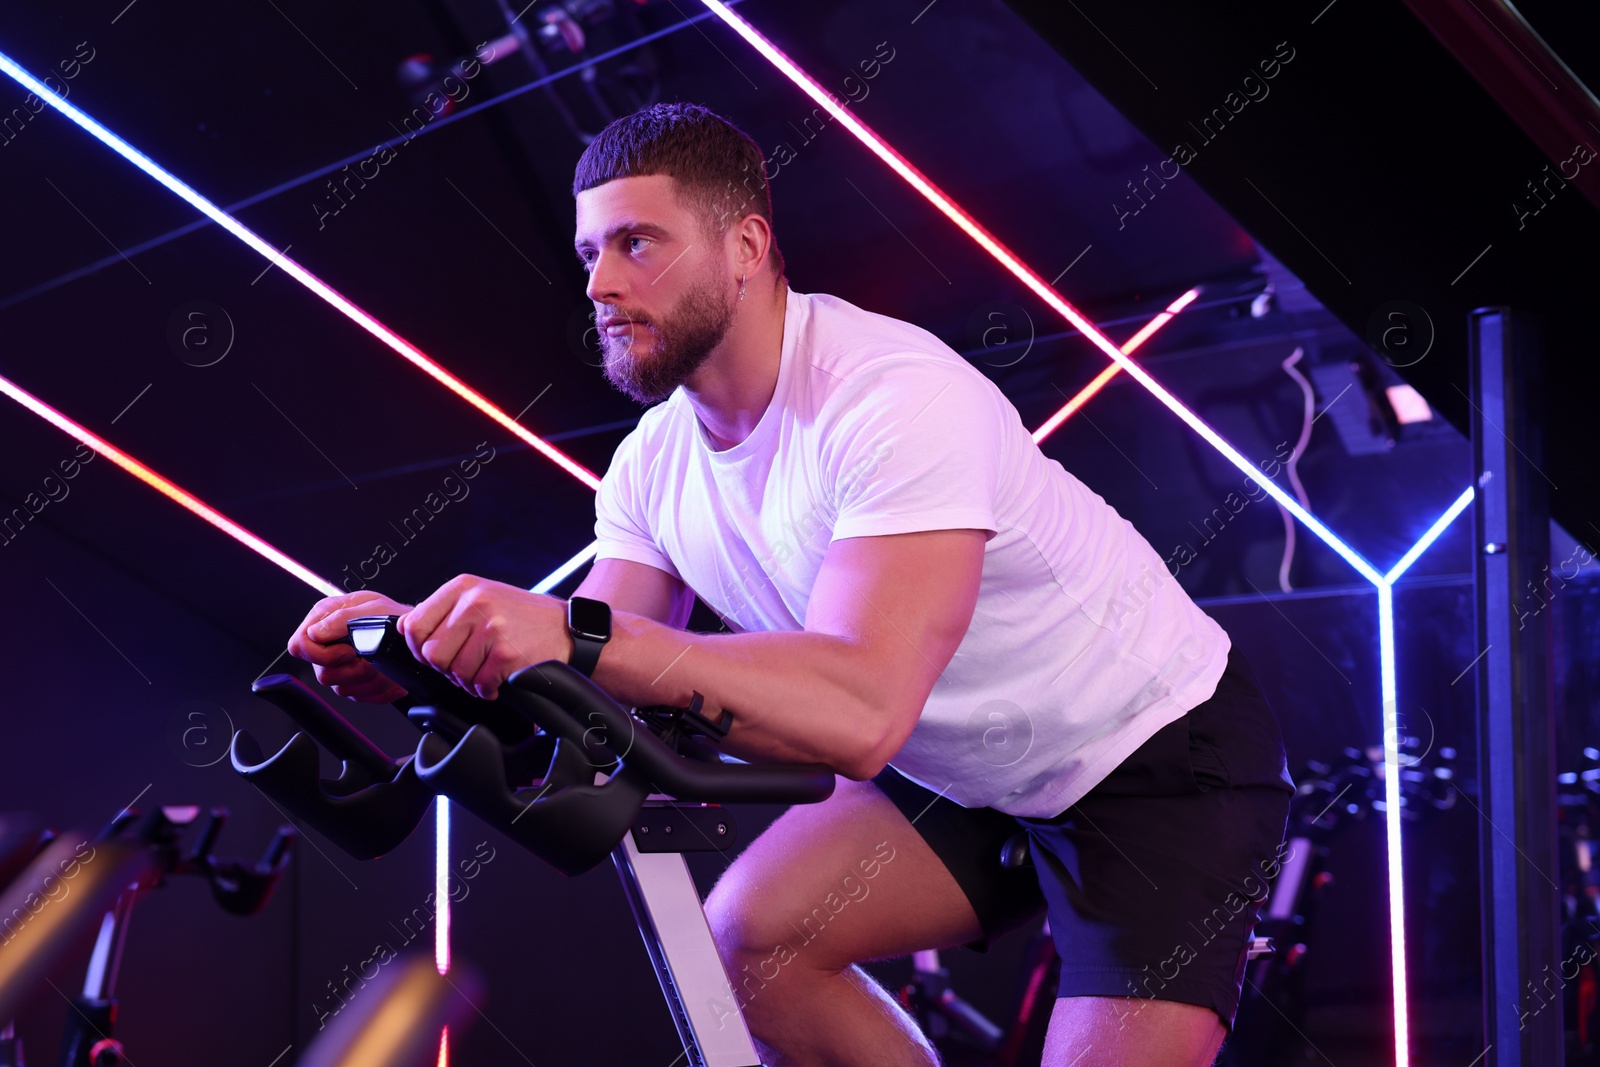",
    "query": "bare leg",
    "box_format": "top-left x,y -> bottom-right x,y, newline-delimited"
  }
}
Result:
704,778 -> 988,1067
1042,997 -> 1226,1067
